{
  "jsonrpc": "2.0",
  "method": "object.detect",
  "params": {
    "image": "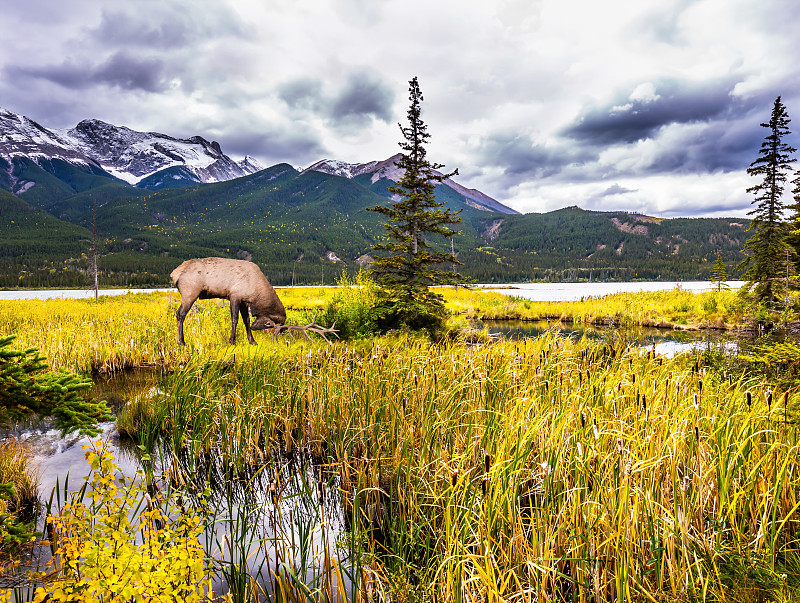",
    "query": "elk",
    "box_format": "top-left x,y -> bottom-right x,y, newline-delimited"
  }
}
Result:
171,257 -> 337,346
